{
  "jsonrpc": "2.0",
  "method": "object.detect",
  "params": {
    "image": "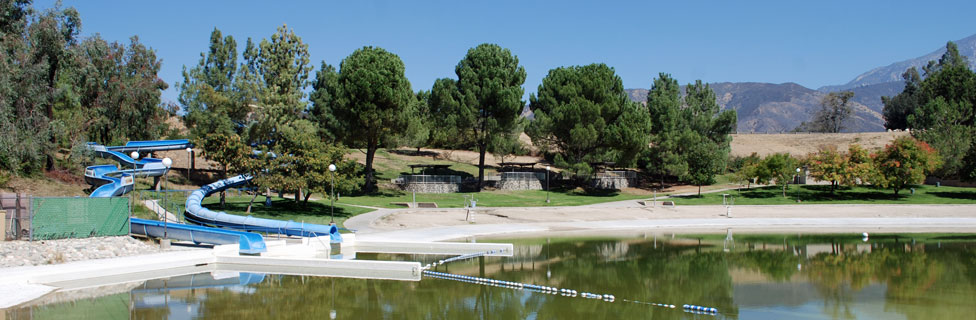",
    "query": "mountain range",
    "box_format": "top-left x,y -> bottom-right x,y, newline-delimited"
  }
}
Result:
625,33 -> 976,133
